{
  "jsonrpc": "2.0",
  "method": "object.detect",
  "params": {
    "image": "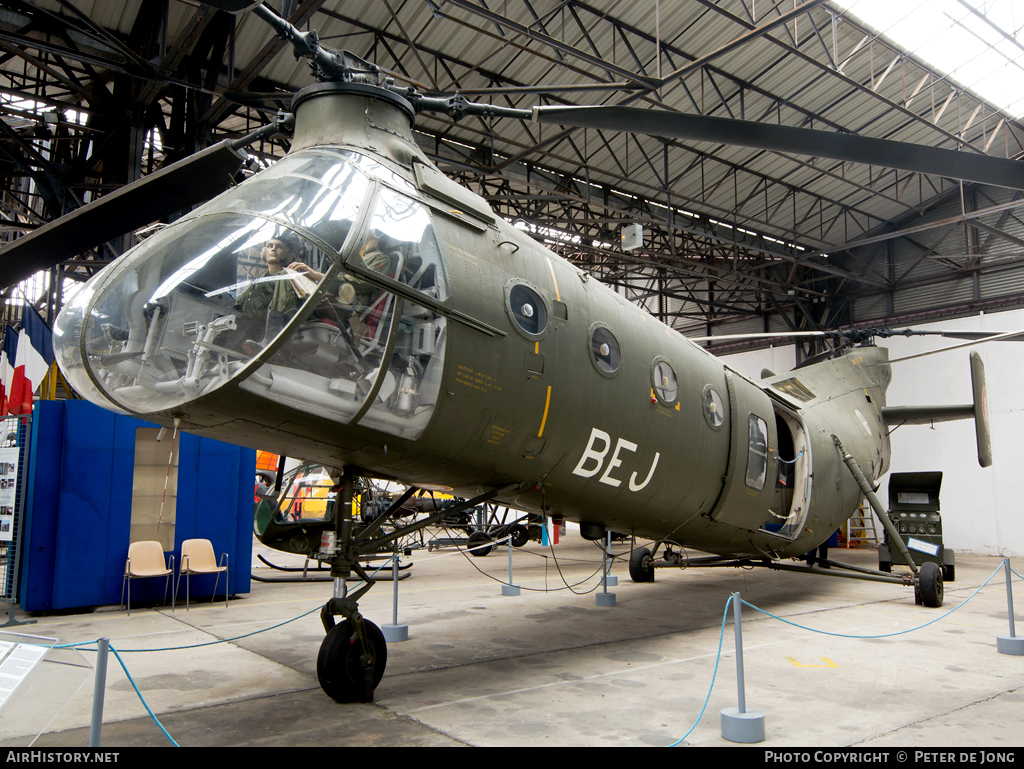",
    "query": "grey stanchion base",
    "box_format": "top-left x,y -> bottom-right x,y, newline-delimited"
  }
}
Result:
595,592 -> 616,607
601,575 -> 618,587
382,624 -> 409,643
720,707 -> 766,743
997,635 -> 1024,655
502,584 -> 521,596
